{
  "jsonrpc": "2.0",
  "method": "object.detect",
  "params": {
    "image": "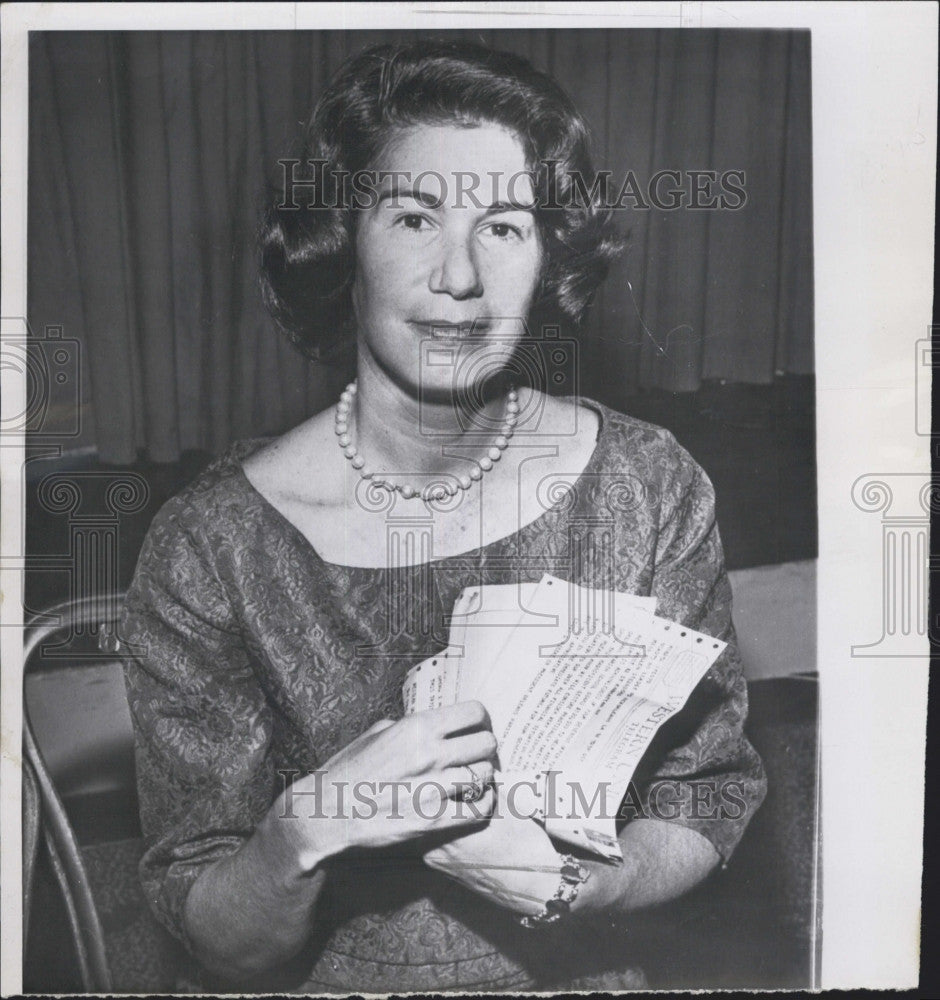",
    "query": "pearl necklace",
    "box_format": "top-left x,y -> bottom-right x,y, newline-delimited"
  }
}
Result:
335,381 -> 519,501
